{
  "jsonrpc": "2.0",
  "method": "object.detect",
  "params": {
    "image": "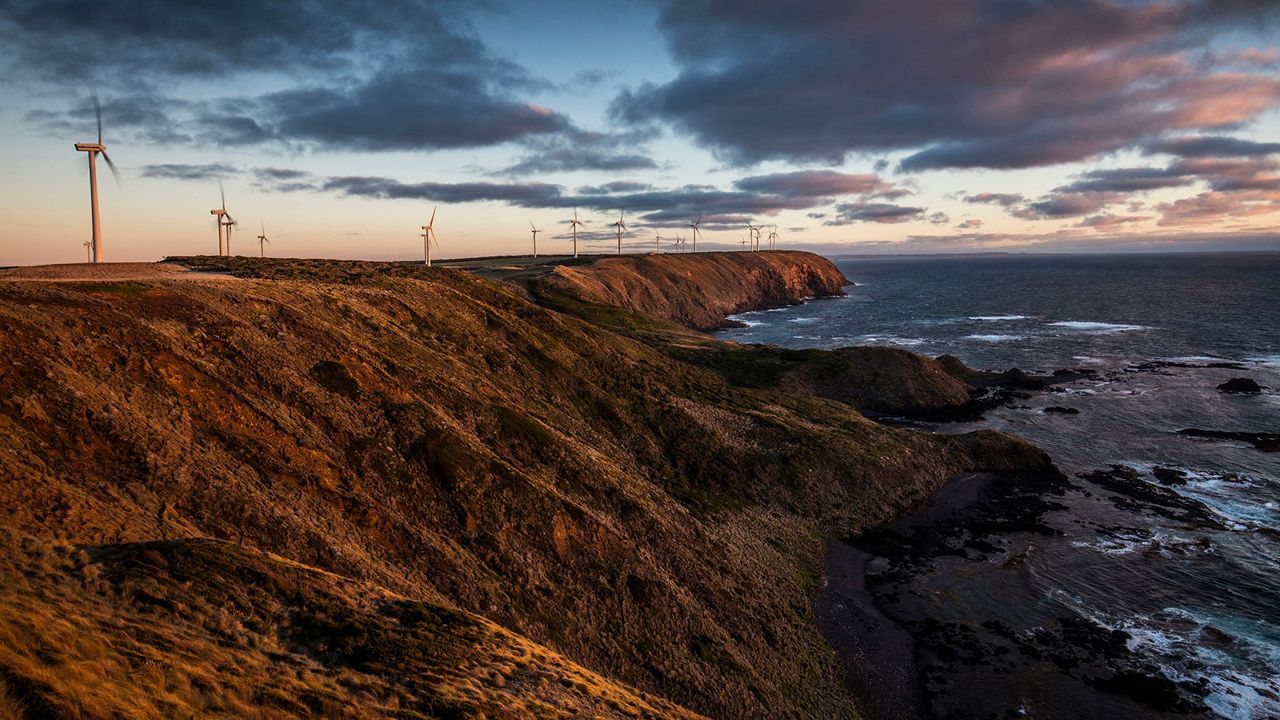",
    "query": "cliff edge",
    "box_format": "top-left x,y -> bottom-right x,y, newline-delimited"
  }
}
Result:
535,251 -> 849,331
